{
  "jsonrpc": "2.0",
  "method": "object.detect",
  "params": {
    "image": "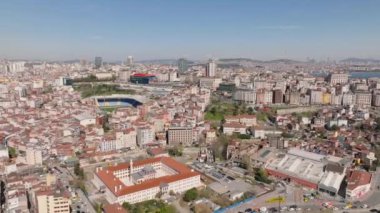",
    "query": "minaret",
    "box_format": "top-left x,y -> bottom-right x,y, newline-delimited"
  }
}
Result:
129,159 -> 134,175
